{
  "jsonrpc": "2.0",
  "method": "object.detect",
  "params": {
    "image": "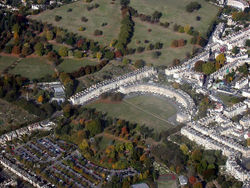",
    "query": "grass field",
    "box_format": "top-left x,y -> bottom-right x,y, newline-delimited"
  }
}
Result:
130,0 -> 219,36
127,19 -> 194,66
30,0 -> 122,46
57,58 -> 98,73
127,0 -> 219,66
0,55 -> 18,73
9,57 -> 54,79
87,95 -> 177,132
127,46 -> 193,67
157,179 -> 177,188
129,19 -> 192,48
